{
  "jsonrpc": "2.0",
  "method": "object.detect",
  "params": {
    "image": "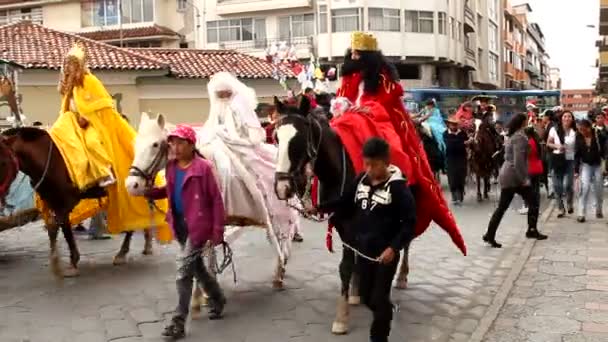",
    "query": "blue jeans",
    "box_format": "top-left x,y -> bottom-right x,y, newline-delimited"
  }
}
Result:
88,212 -> 107,238
577,163 -> 603,217
554,160 -> 575,210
